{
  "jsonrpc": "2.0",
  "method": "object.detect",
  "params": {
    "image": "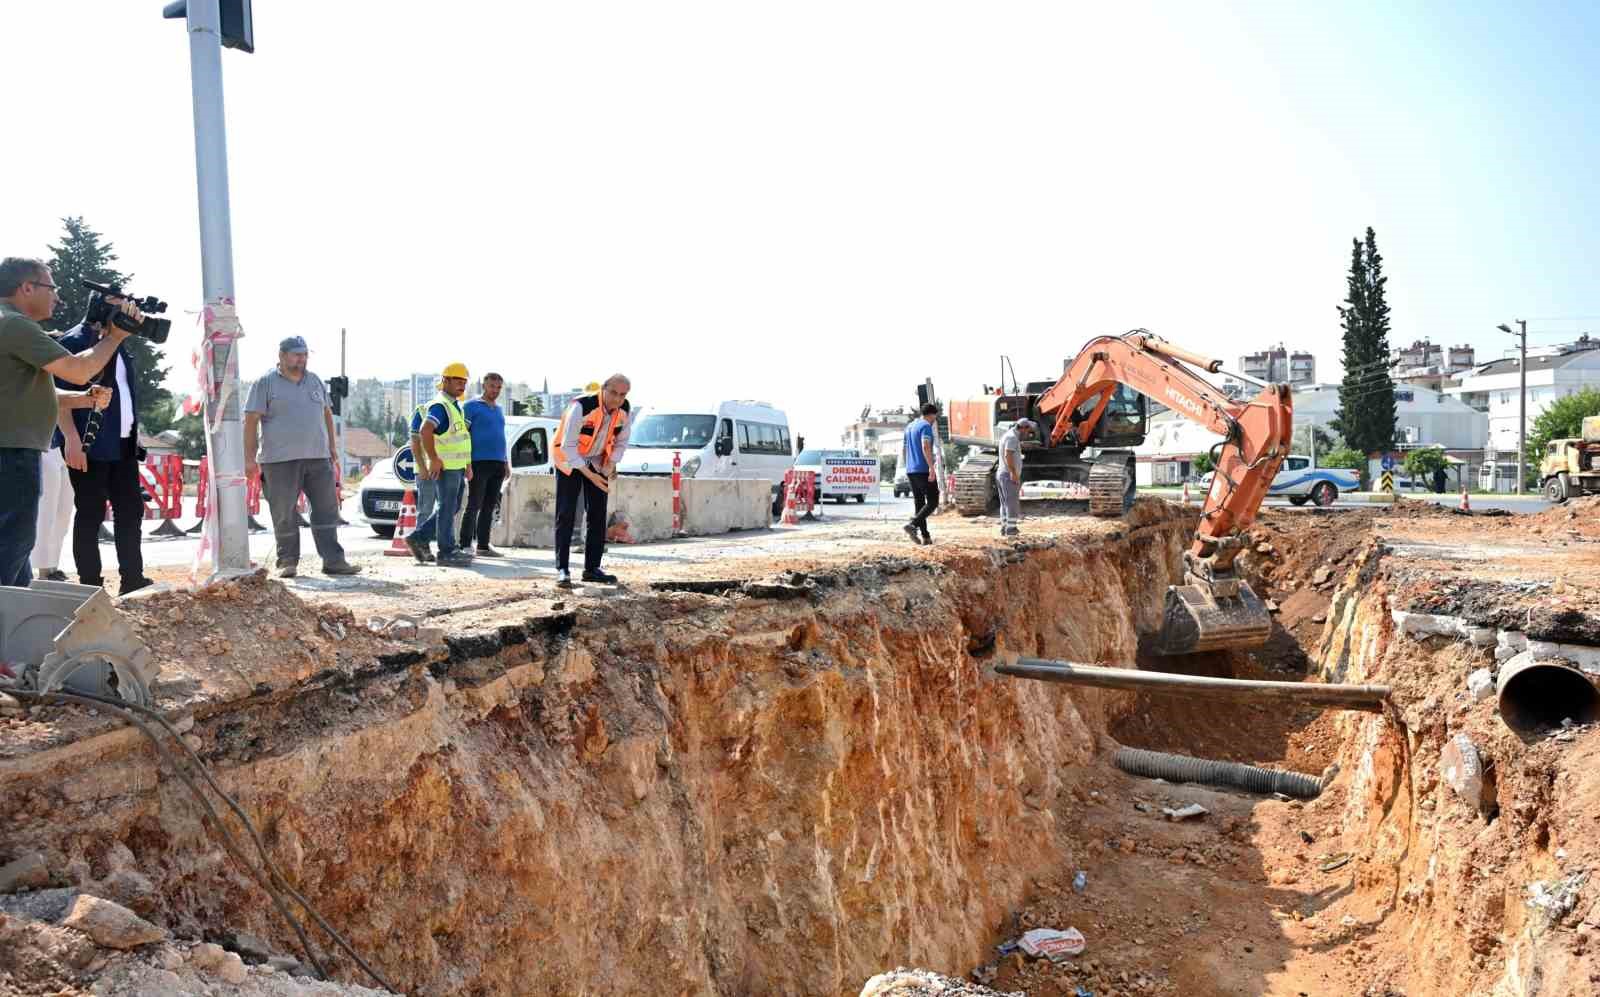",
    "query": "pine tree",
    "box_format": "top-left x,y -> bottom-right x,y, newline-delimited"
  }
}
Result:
44,217 -> 174,432
1330,226 -> 1397,455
